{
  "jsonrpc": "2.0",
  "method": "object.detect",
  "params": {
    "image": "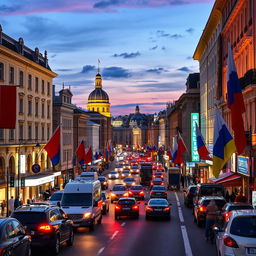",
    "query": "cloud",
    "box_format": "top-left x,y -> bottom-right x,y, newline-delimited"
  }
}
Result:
186,56 -> 192,60
186,27 -> 194,33
112,51 -> 140,59
177,66 -> 193,72
93,0 -> 120,8
146,68 -> 168,74
150,45 -> 158,50
161,46 -> 166,50
102,66 -> 131,78
169,0 -> 189,5
111,102 -> 168,108
0,4 -> 21,14
156,30 -> 183,39
56,68 -> 73,72
170,34 -> 183,39
81,65 -> 96,73
136,82 -> 185,92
